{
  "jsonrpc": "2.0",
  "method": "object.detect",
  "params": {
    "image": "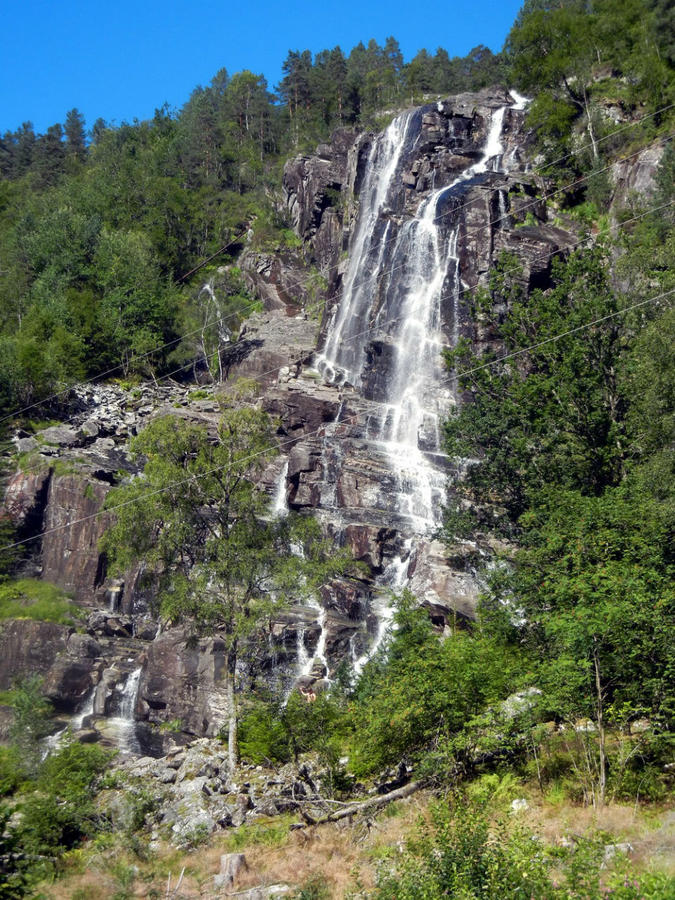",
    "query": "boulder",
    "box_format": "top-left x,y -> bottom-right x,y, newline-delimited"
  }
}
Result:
214,853 -> 248,889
